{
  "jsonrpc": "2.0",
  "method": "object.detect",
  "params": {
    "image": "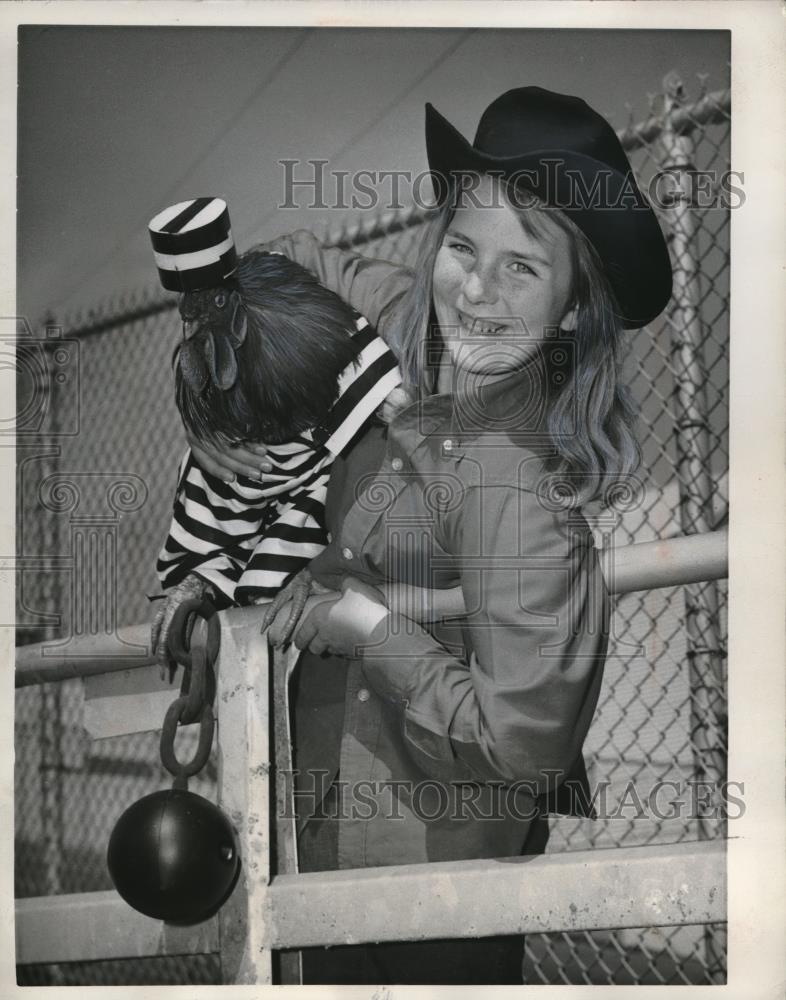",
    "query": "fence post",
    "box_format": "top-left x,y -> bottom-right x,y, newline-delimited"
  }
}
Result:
215,608 -> 274,984
36,317 -> 67,984
658,69 -> 727,979
271,639 -> 302,984
38,682 -> 65,984
15,318 -> 63,644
